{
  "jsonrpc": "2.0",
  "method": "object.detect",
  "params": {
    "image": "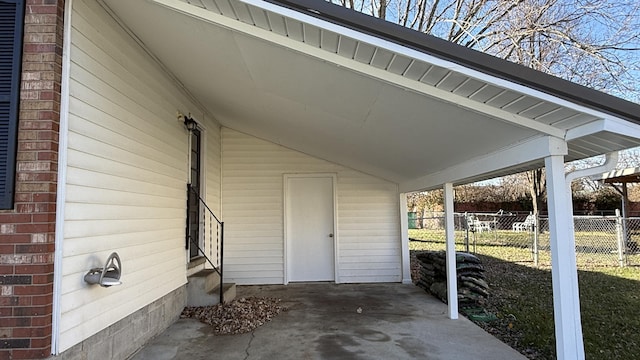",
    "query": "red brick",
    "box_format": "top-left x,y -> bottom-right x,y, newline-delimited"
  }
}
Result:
15,244 -> 54,254
34,203 -> 56,213
30,294 -> 52,306
13,305 -> 51,317
13,284 -> 52,296
30,274 -> 52,285
23,43 -> 57,54
27,336 -> 51,348
6,1 -> 64,356
31,214 -> 56,223
36,130 -> 57,141
0,317 -> 30,327
16,152 -> 37,161
0,214 -> 32,224
0,308 -> 12,317
36,151 -> 57,161
19,121 -> 53,130
31,315 -> 52,327
32,193 -> 55,202
0,297 -> 19,306
13,193 -> 32,203
11,348 -> 51,360
11,327 -> 49,339
14,264 -> 53,275
0,235 -> 31,244
16,172 -> 56,182
15,224 -> 54,234
0,245 -> 15,254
